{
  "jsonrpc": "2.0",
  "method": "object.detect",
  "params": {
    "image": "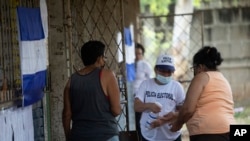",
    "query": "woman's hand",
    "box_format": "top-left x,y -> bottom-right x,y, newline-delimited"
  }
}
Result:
170,121 -> 183,132
161,111 -> 178,123
151,119 -> 163,128
150,111 -> 178,128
